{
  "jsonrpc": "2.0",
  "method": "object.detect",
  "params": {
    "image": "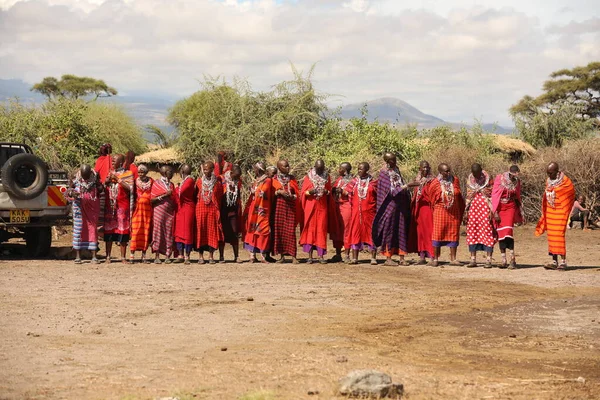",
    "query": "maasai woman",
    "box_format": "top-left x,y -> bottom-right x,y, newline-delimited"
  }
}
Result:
151,166 -> 176,263
372,153 -> 411,266
272,160 -> 300,264
492,165 -> 524,269
130,164 -> 154,264
219,165 -> 243,263
464,163 -> 496,268
103,154 -> 134,263
300,159 -> 332,264
331,162 -> 353,263
429,163 -> 465,267
195,161 -> 224,264
346,162 -> 378,265
174,164 -> 196,264
408,161 -> 435,265
244,162 -> 273,263
67,164 -> 102,264
536,162 -> 575,270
